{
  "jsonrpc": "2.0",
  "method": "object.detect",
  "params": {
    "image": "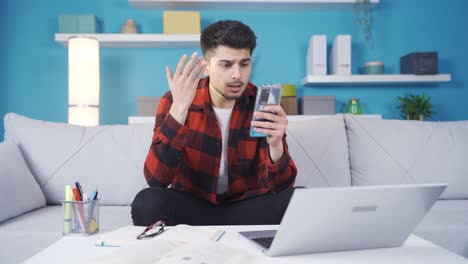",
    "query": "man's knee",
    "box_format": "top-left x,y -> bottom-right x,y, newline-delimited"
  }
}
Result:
131,187 -> 172,226
132,187 -> 164,209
